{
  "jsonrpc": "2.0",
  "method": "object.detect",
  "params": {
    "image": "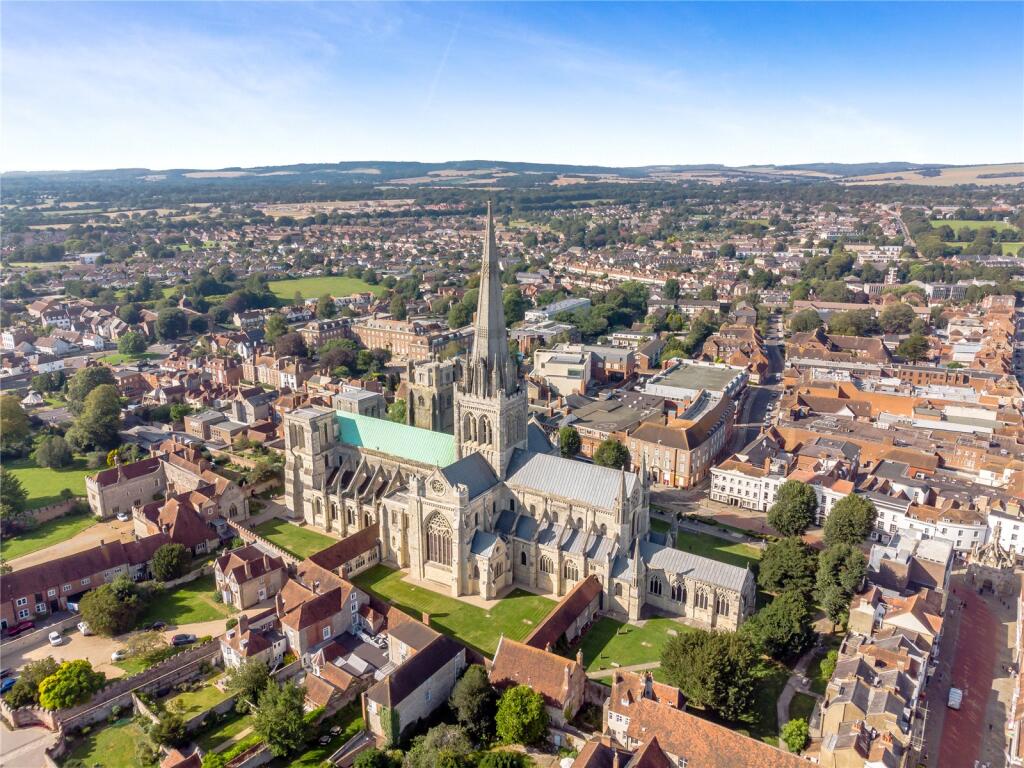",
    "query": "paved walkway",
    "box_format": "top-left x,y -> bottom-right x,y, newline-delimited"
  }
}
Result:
211,725 -> 254,753
776,646 -> 822,739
